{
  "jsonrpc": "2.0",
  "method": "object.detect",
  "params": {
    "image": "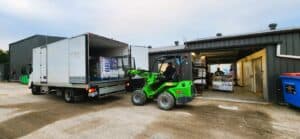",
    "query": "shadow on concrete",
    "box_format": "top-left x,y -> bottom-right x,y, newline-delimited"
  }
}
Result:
0,94 -> 130,138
